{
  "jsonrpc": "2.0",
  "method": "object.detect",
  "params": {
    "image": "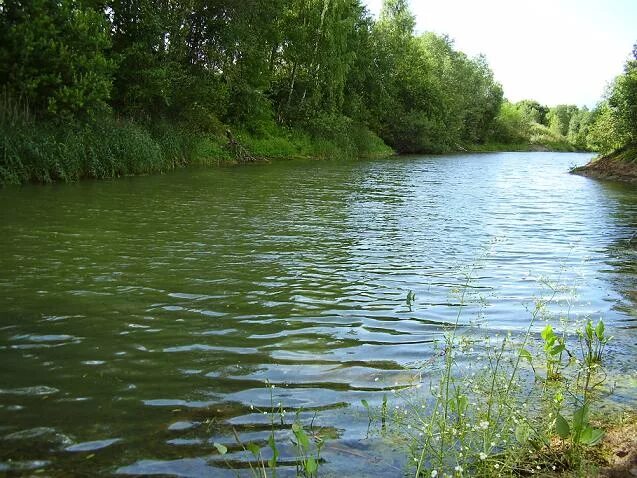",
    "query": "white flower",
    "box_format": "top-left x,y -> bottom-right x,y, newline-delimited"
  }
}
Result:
479,420 -> 489,430
431,470 -> 438,477
479,452 -> 487,460
494,464 -> 500,469
454,465 -> 463,472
